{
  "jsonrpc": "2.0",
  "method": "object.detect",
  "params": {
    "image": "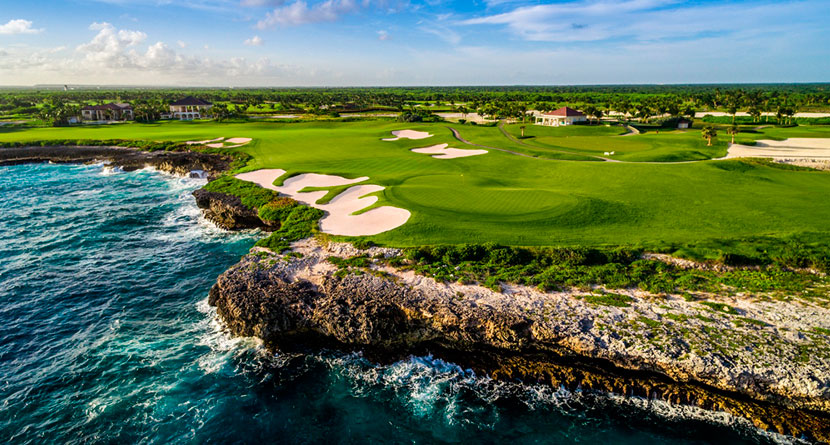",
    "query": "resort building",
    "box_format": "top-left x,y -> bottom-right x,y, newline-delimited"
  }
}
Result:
535,107 -> 587,126
169,97 -> 213,120
81,103 -> 134,121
